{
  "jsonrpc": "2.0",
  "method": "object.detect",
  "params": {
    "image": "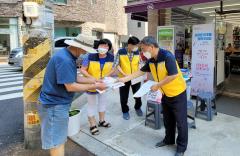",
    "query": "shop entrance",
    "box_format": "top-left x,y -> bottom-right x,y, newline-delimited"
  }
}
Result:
0,34 -> 10,56
125,0 -> 240,117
